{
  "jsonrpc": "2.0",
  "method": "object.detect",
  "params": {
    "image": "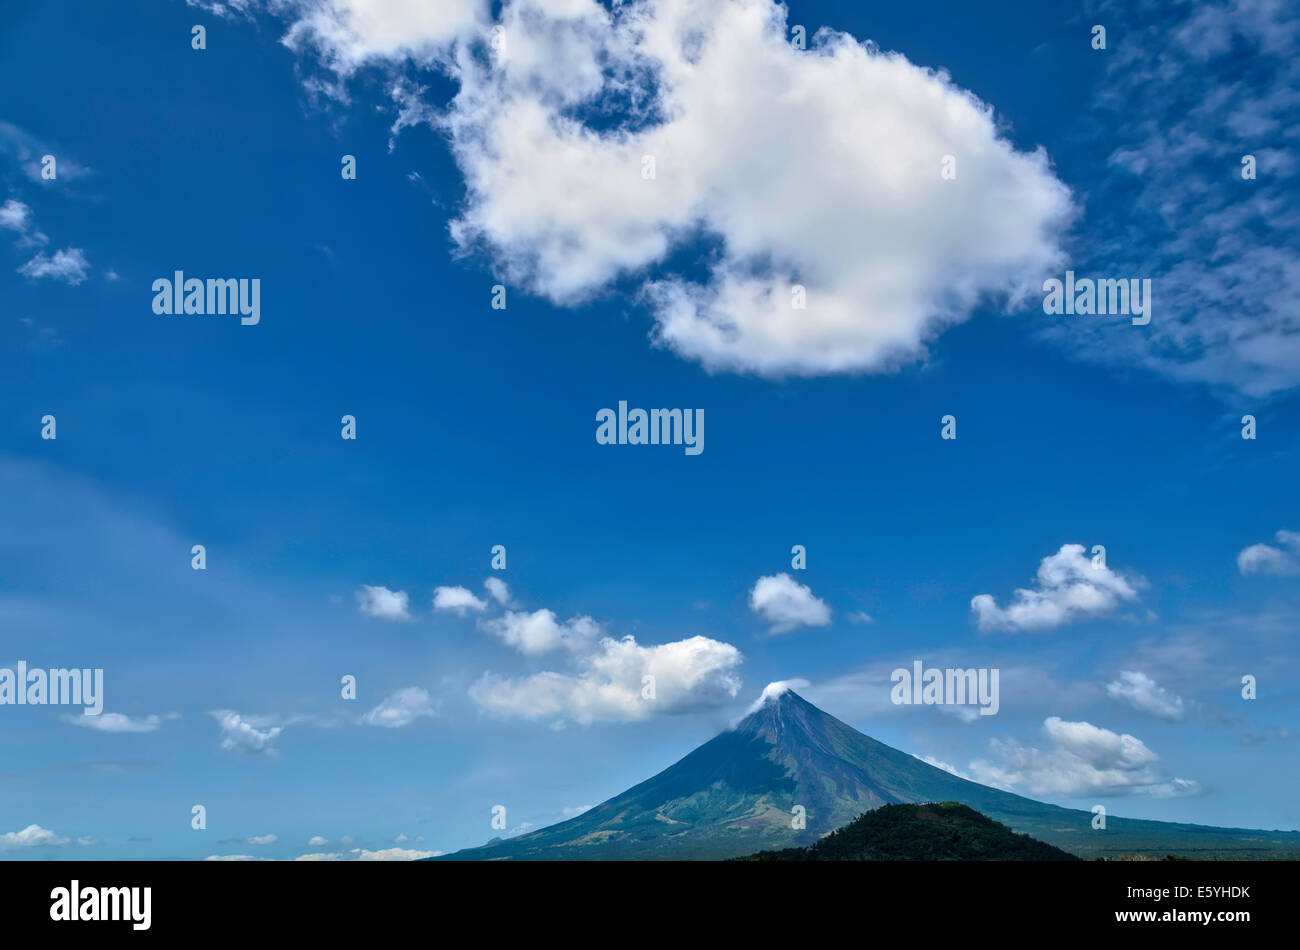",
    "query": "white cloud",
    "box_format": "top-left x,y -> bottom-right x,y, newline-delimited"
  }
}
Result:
359,686 -> 438,728
0,121 -> 93,182
484,576 -> 511,606
204,854 -> 264,861
210,710 -> 284,756
354,846 -> 438,861
247,0 -> 1071,378
62,711 -> 176,733
432,584 -> 487,615
848,610 -> 875,624
971,544 -> 1141,632
561,804 -> 593,819
1237,530 -> 1300,576
968,717 -> 1200,798
18,247 -> 89,285
1105,671 -> 1188,721
0,196 -> 48,250
0,824 -> 69,850
307,835 -> 329,847
246,834 -> 278,846
470,633 -> 743,724
749,573 -> 831,634
745,678 -> 810,714
0,198 -> 32,232
279,0 -> 487,76
478,608 -> 602,657
295,845 -> 442,861
357,584 -> 413,621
